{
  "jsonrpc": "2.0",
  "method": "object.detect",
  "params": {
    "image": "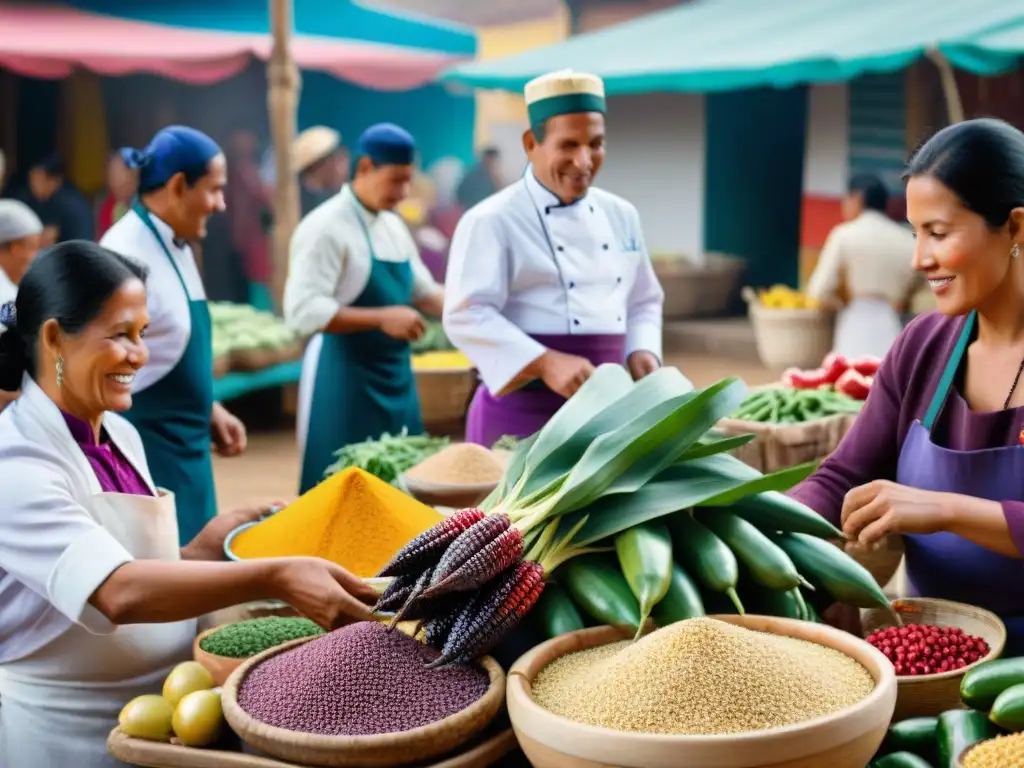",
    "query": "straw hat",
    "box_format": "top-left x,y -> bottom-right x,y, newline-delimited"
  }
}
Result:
293,127 -> 340,174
